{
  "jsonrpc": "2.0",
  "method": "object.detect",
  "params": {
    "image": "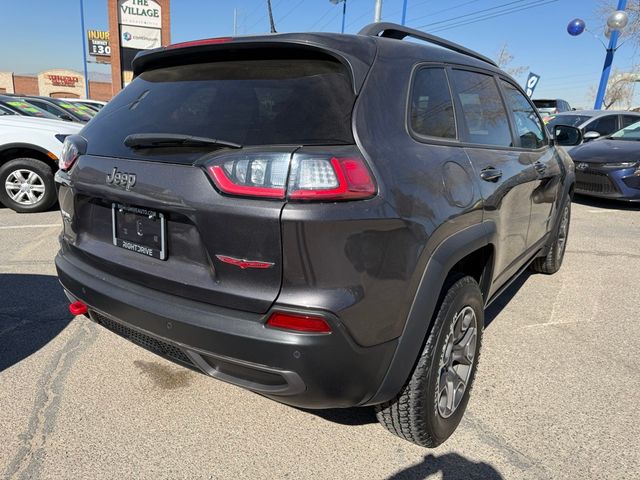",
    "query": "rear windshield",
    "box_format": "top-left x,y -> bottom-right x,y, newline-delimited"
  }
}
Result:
545,114 -> 591,128
533,100 -> 557,109
83,58 -> 355,160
